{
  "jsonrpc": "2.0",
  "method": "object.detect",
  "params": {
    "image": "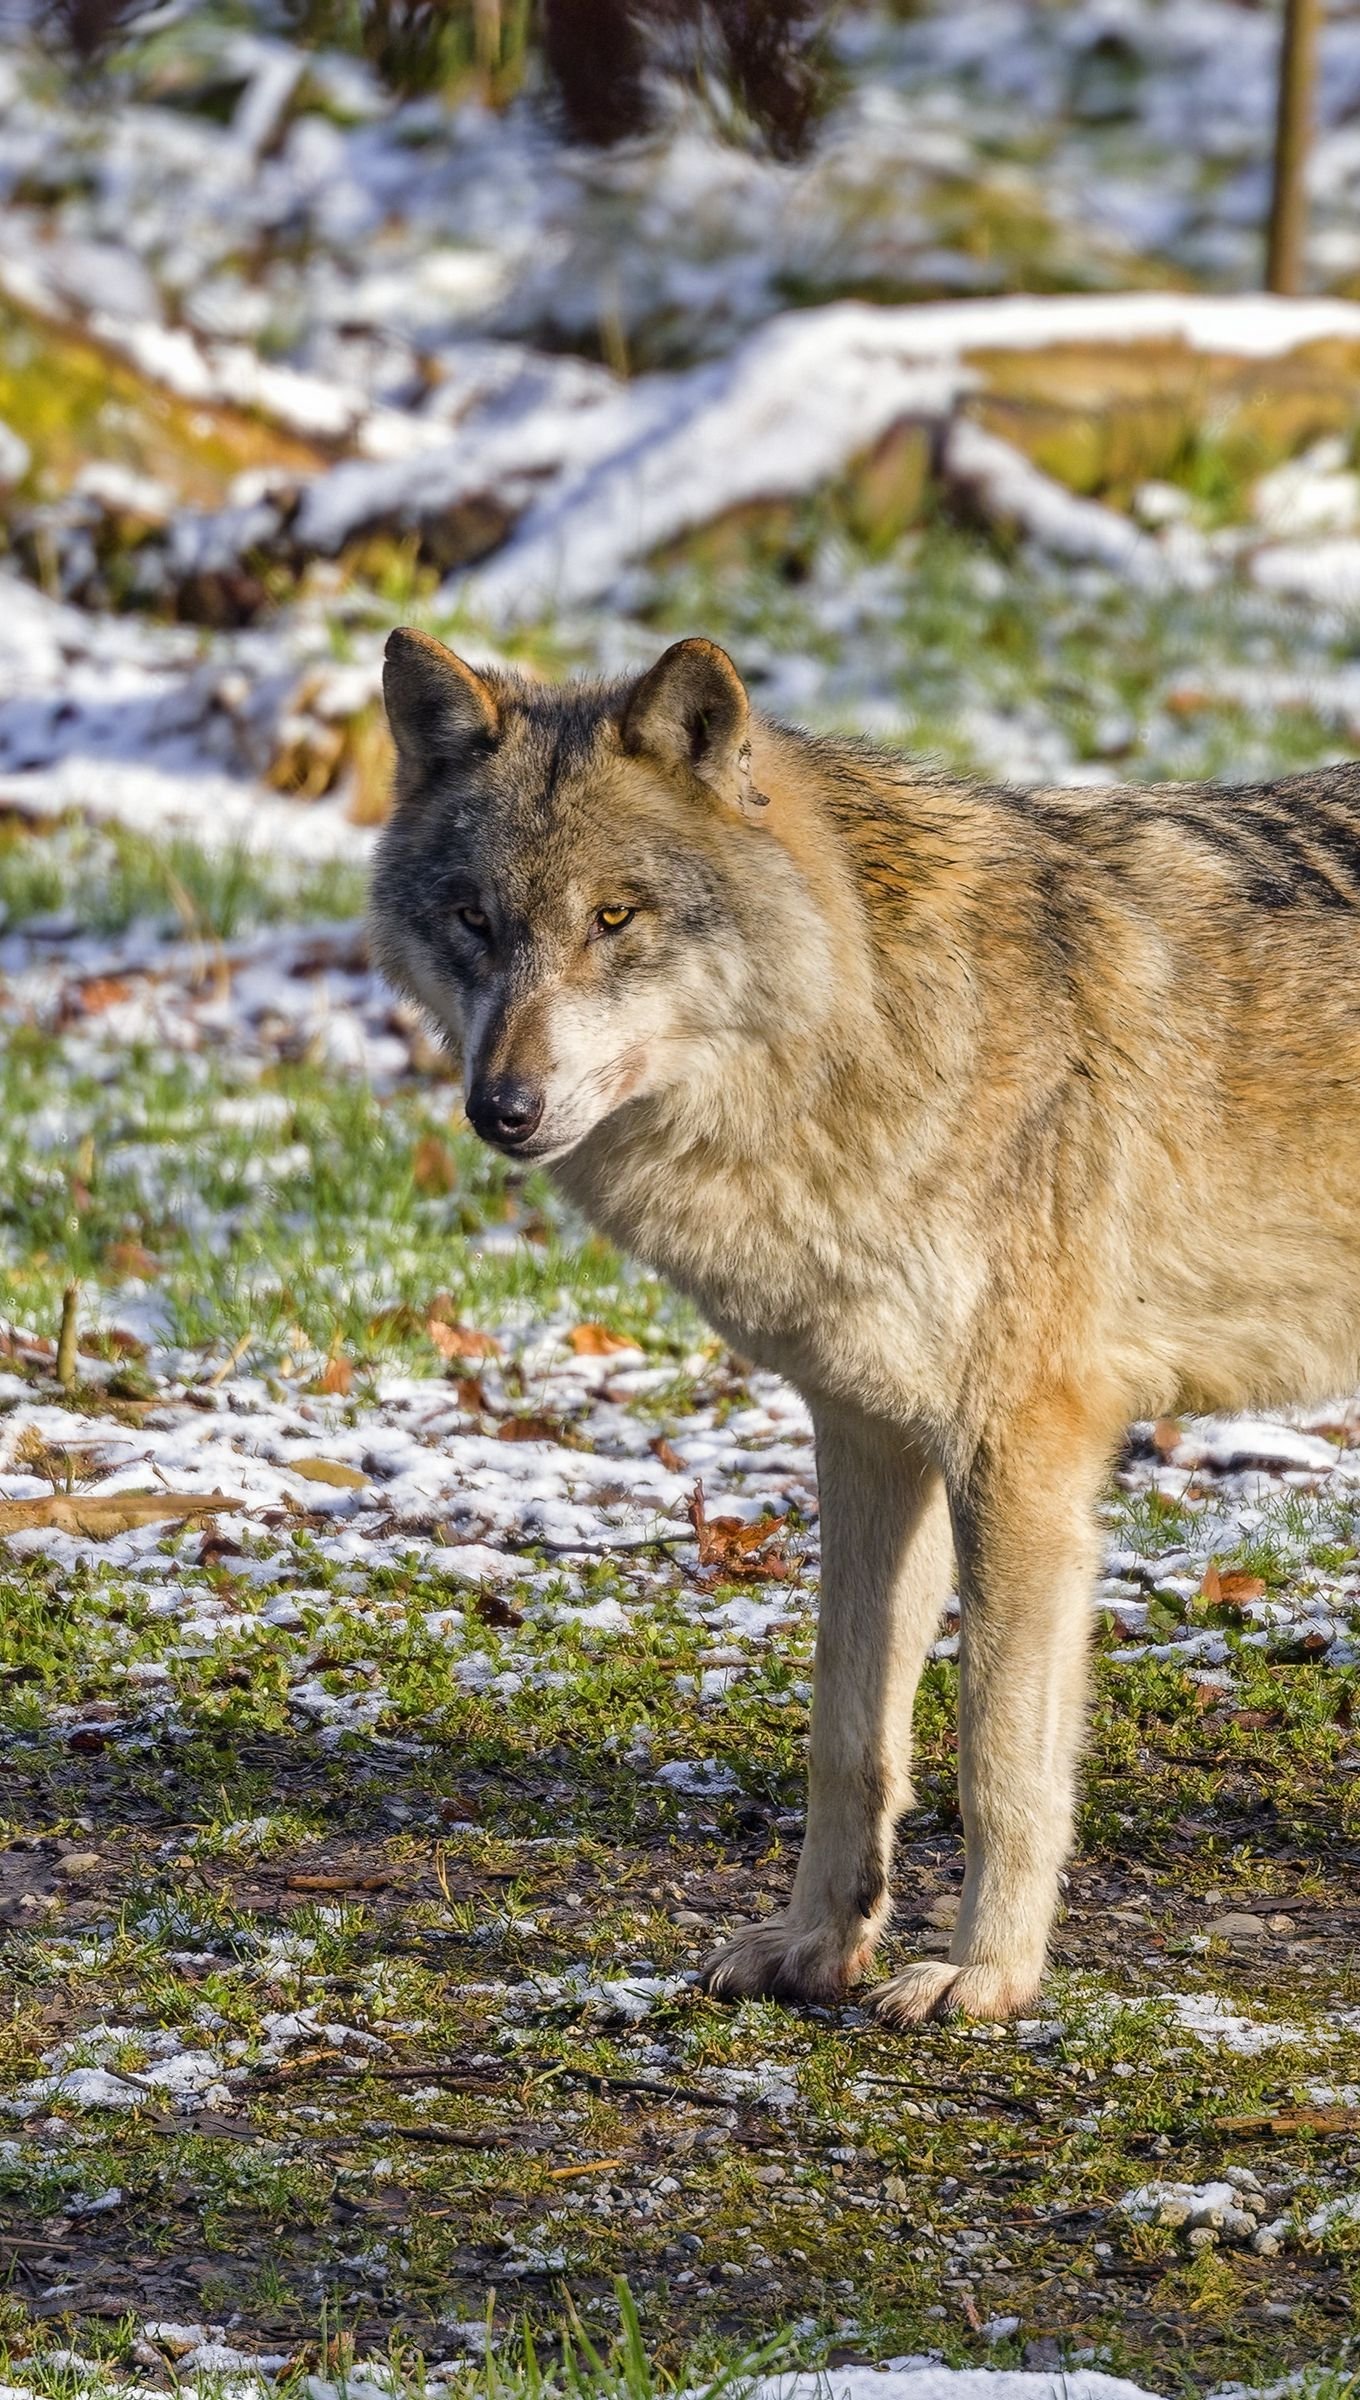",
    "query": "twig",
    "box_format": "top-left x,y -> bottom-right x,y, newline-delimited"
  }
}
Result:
204,1332 -> 253,1389
56,1283 -> 79,1392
